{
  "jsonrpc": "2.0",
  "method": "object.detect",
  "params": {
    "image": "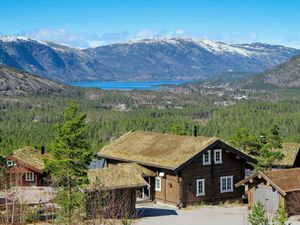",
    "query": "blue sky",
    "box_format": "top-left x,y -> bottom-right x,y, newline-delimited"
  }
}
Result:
0,0 -> 300,48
